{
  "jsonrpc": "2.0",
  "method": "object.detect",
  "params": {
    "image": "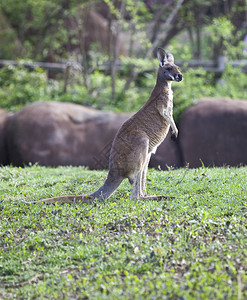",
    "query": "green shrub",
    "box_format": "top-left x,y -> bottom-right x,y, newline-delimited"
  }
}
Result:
0,63 -> 48,110
0,61 -> 247,123
173,65 -> 247,122
214,64 -> 247,99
